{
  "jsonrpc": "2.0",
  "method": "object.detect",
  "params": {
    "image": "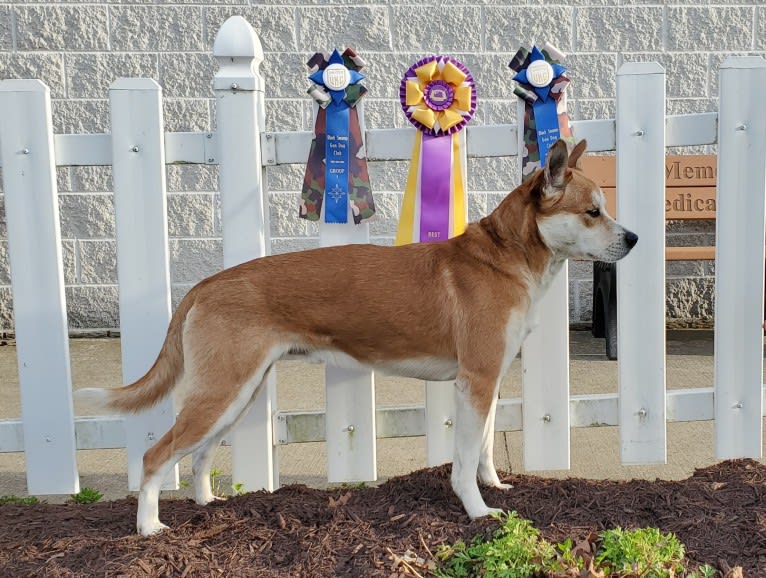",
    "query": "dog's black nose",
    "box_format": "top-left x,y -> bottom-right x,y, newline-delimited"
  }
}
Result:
625,231 -> 638,248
